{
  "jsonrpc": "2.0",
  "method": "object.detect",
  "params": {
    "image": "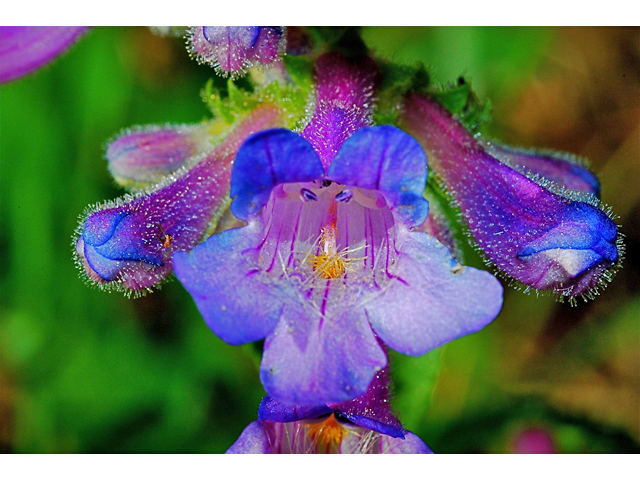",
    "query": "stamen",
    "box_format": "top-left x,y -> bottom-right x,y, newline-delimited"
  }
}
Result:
303,197 -> 368,280
308,219 -> 345,278
300,188 -> 318,202
259,183 -> 389,291
309,253 -> 347,279
335,189 -> 353,203
307,235 -> 366,279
